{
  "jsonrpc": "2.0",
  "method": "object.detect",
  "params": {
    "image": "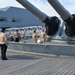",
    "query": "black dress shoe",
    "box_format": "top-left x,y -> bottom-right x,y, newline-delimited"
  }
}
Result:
2,58 -> 8,60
